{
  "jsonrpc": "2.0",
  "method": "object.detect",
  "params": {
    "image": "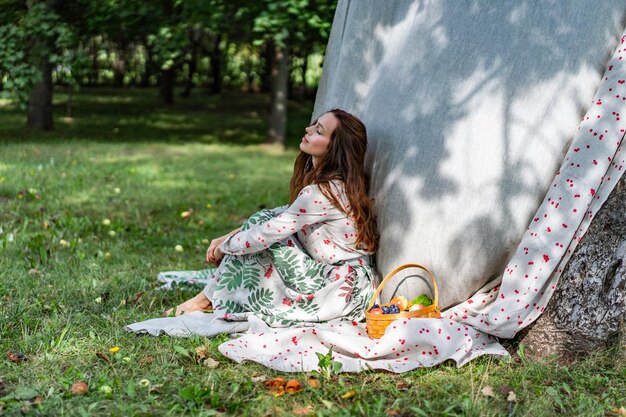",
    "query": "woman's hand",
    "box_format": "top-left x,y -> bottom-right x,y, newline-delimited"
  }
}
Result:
205,236 -> 226,265
205,227 -> 240,265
